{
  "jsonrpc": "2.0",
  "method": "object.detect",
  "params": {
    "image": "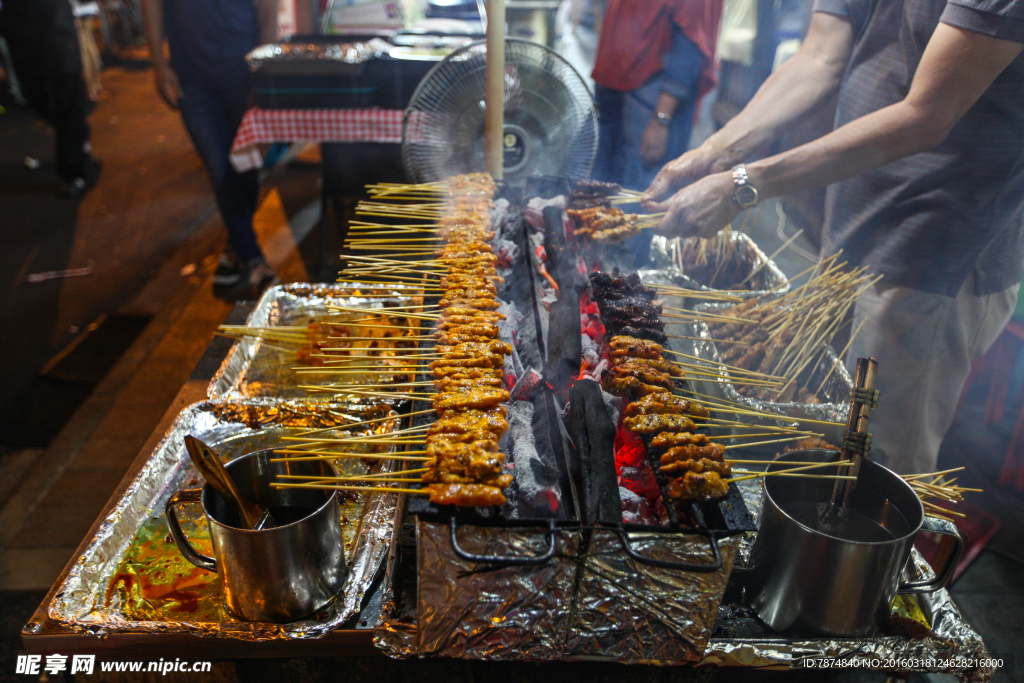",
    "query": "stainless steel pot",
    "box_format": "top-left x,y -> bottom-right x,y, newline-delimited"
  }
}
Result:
747,450 -> 963,636
165,450 -> 346,622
